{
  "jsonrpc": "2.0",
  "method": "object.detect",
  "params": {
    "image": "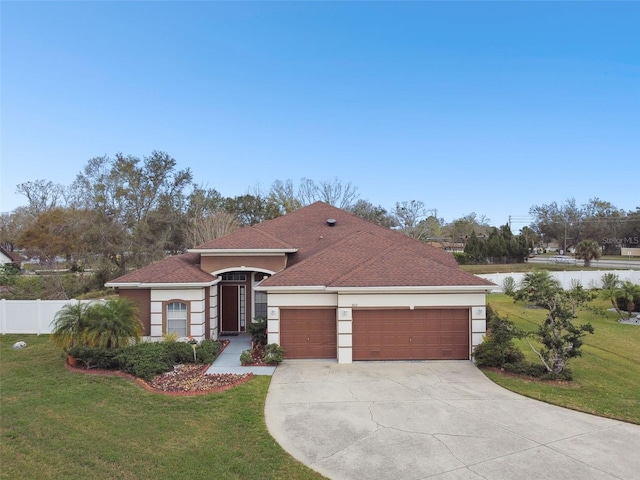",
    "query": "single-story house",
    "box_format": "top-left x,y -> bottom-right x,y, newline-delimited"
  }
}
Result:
0,246 -> 22,269
106,202 -> 495,363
